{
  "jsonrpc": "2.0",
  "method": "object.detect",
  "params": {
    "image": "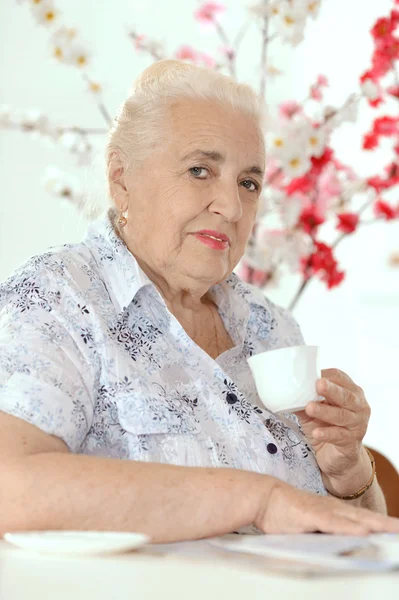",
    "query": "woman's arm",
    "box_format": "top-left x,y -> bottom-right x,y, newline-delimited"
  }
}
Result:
3,447 -> 399,543
1,451 -> 270,543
